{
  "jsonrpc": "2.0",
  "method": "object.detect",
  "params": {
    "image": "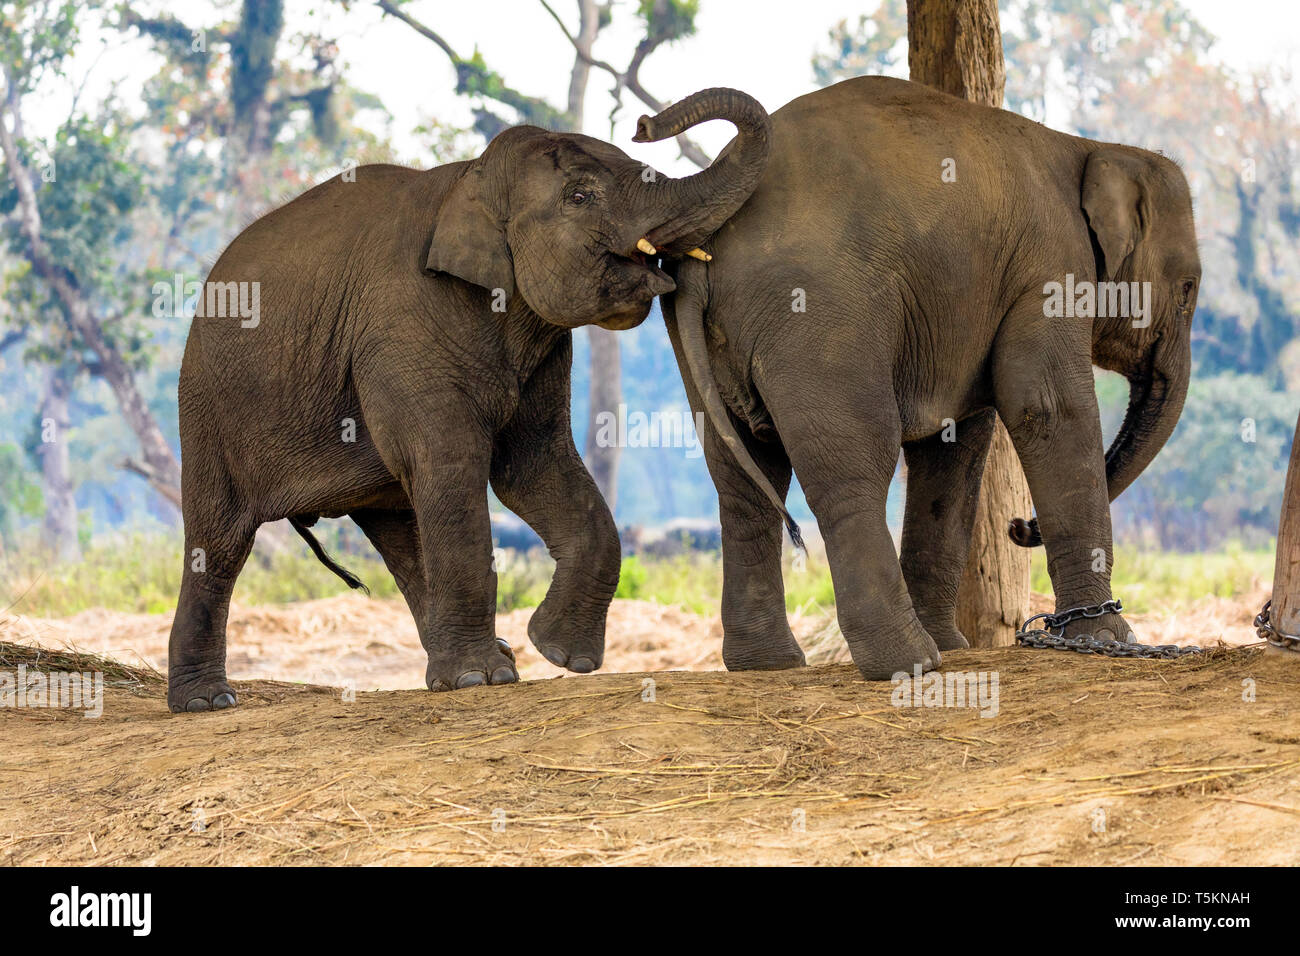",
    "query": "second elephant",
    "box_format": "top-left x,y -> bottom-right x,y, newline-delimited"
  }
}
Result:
660,76 -> 1199,680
